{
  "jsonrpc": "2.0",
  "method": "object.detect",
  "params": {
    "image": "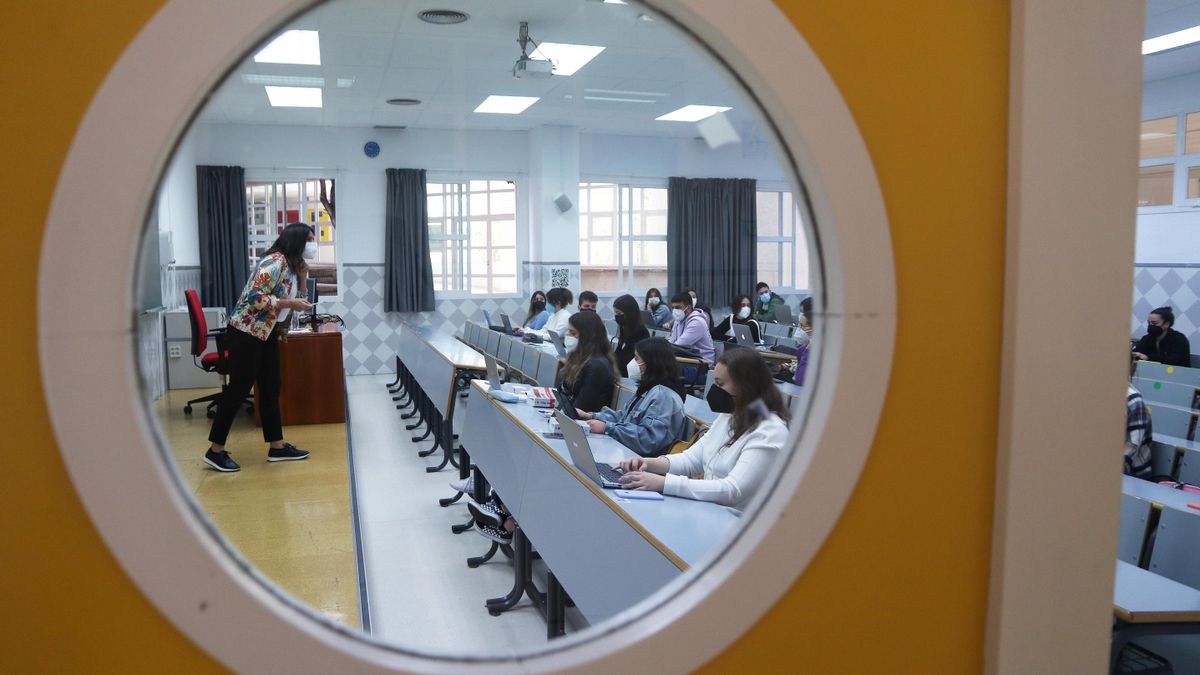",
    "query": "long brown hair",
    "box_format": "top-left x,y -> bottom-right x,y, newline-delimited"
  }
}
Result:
523,290 -> 547,326
560,311 -> 618,384
717,348 -> 788,444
